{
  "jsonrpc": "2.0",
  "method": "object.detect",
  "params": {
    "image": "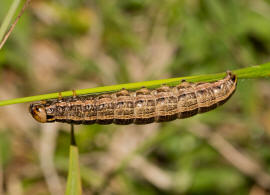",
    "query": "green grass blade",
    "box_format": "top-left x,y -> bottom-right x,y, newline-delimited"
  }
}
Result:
0,62 -> 270,107
0,0 -> 21,42
65,145 -> 82,195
